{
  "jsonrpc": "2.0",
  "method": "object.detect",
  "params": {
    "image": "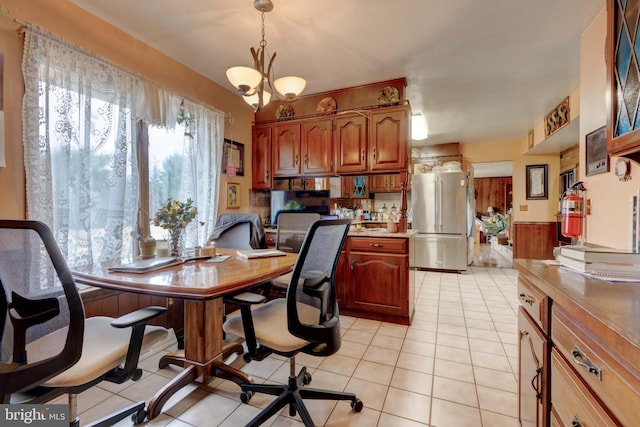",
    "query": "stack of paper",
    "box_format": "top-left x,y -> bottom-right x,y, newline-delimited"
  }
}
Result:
236,249 -> 286,260
558,245 -> 640,281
